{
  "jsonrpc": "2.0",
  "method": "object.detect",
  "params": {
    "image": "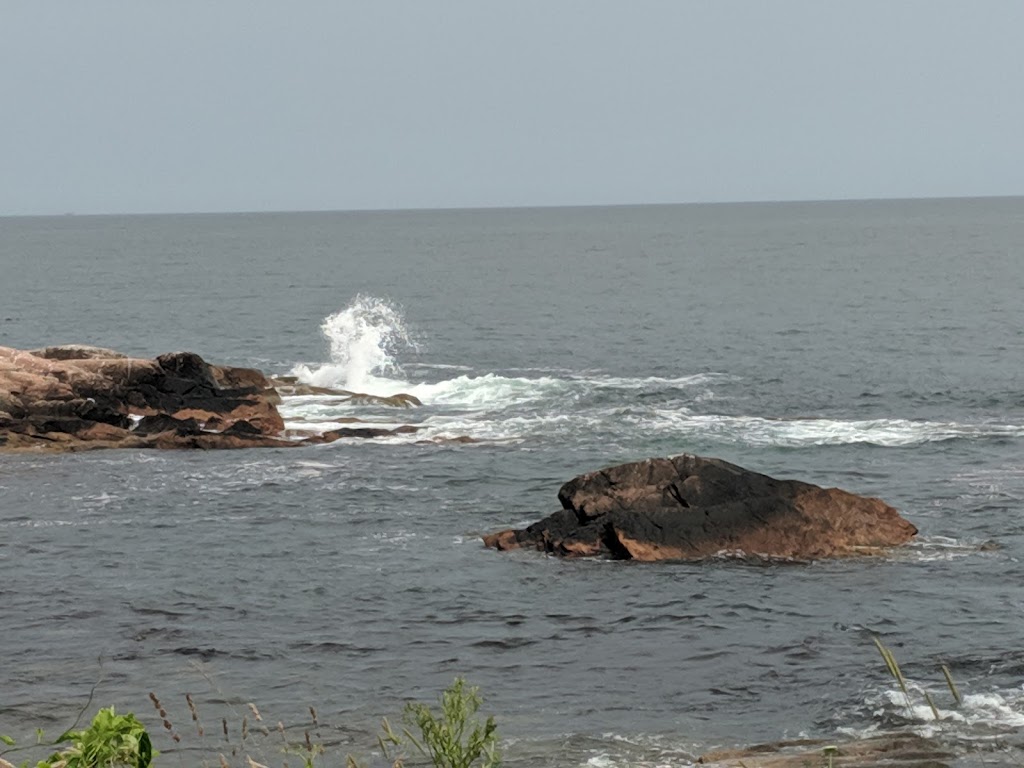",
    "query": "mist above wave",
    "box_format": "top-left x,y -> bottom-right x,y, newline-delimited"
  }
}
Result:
291,295 -> 417,393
